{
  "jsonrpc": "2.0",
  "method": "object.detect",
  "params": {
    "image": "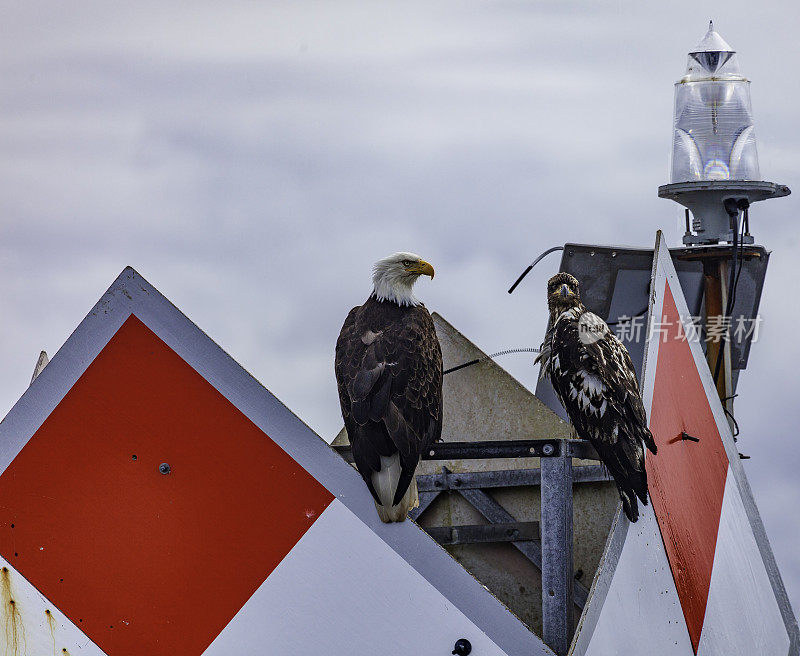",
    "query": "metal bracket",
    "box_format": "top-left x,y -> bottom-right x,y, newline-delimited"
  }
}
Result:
541,446 -> 574,656
417,464 -> 610,493
426,521 -> 540,546
456,487 -> 589,610
333,437 -> 596,653
333,438 -> 600,463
